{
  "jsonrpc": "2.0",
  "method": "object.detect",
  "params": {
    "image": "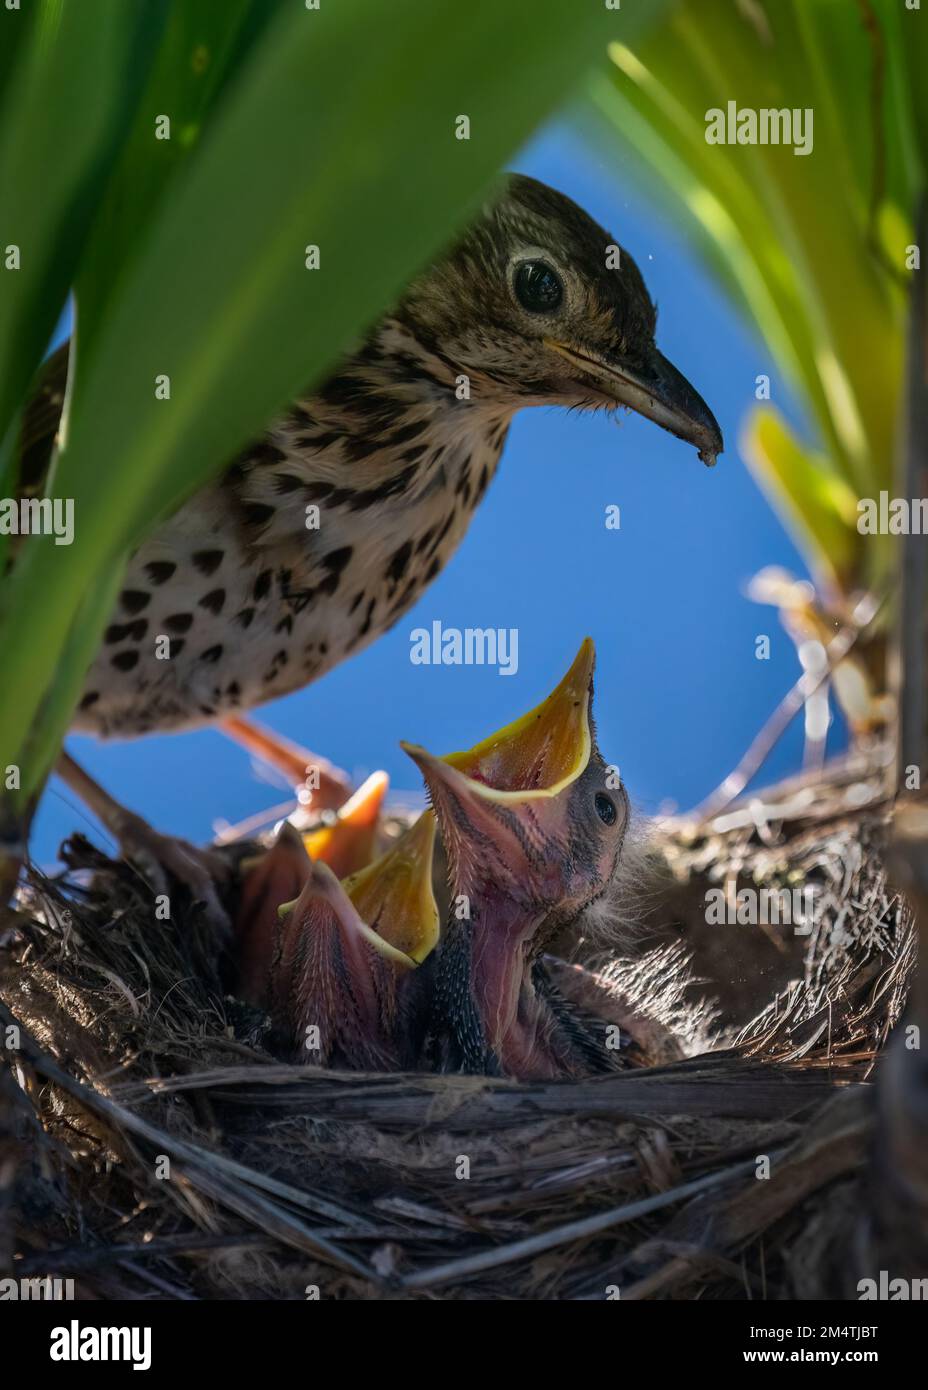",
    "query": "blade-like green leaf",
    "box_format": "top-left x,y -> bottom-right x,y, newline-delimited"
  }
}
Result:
0,0 -> 37,96
741,406 -> 864,597
77,0 -> 286,342
0,0 -> 167,446
580,0 -> 922,621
